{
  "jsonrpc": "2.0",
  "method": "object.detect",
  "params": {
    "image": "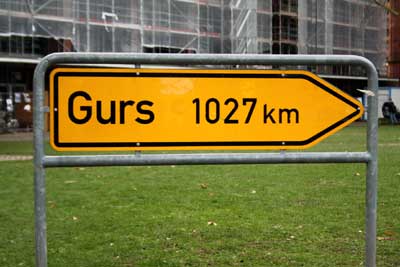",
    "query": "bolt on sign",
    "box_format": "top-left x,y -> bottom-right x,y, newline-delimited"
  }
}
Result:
49,68 -> 364,151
